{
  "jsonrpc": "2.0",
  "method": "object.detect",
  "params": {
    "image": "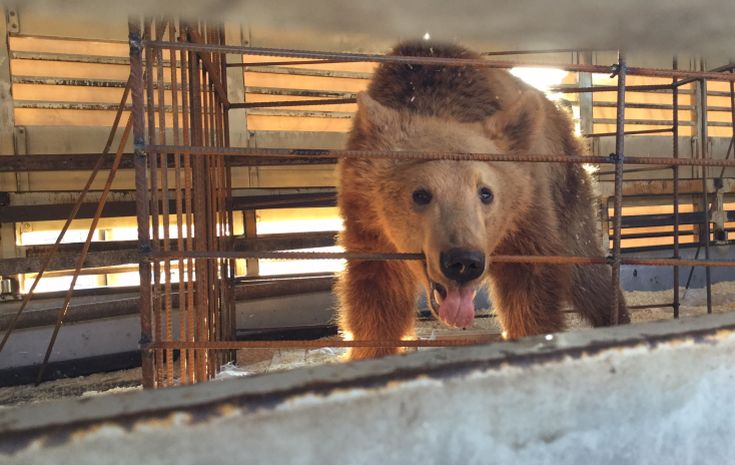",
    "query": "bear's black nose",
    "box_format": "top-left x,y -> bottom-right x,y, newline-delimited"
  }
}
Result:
439,248 -> 485,284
